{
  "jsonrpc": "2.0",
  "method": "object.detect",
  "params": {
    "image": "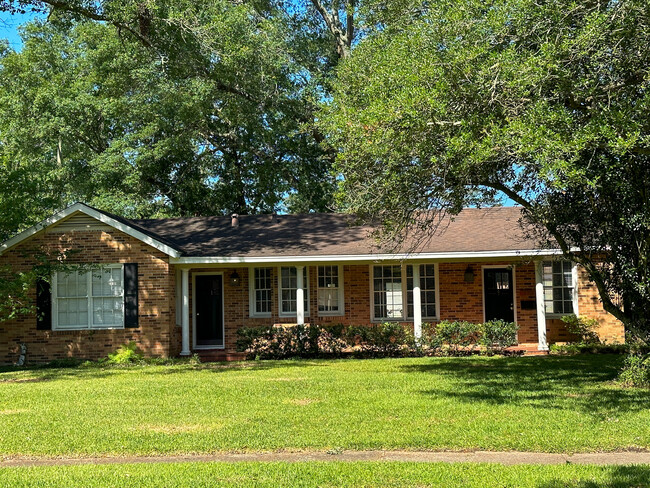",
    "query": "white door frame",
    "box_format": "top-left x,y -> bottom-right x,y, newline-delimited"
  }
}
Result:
192,272 -> 226,350
481,265 -> 518,324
